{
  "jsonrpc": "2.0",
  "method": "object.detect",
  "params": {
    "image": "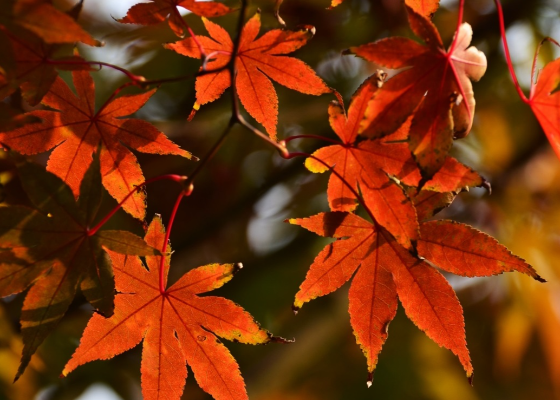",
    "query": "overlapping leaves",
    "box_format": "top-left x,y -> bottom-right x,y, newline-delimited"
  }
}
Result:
0,0 -> 97,106
0,157 -> 159,380
63,216 -> 282,400
166,13 -> 332,140
118,0 -> 234,37
305,74 -> 484,249
290,203 -> 543,383
0,70 -> 194,219
348,5 -> 487,177
0,0 -> 97,46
